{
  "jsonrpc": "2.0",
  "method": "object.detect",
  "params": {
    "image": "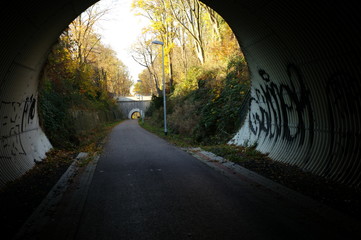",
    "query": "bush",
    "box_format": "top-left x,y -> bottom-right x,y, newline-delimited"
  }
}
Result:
146,53 -> 250,145
167,96 -> 201,135
193,55 -> 250,144
38,81 -> 77,149
38,53 -> 122,149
